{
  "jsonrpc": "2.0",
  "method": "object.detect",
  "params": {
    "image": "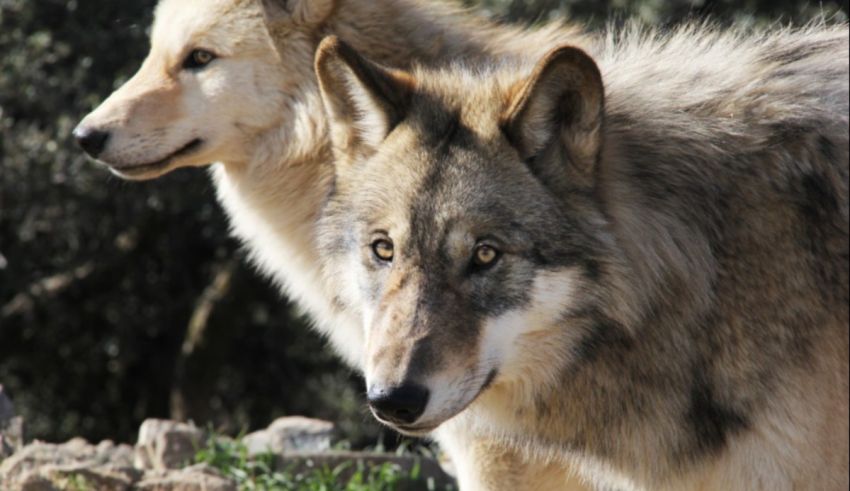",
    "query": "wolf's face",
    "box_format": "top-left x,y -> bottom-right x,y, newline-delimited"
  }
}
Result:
327,138 -> 589,434
316,39 -> 608,434
74,0 -> 333,180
